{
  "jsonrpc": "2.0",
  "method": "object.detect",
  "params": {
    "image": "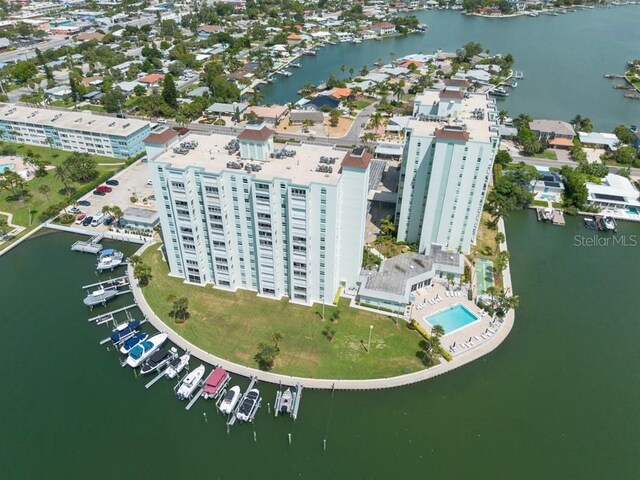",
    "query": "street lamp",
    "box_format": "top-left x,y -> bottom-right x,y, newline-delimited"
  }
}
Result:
322,296 -> 325,322
367,324 -> 373,353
